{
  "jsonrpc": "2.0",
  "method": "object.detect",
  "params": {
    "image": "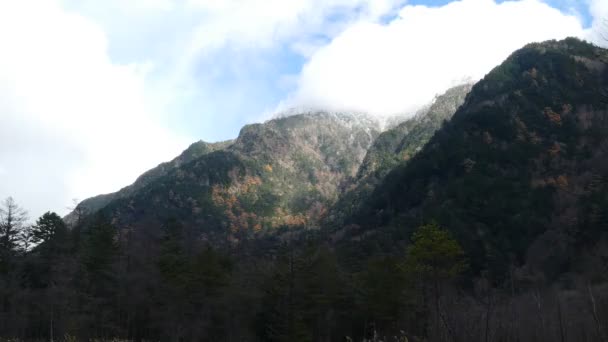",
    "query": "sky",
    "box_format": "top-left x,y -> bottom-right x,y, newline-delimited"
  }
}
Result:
0,0 -> 605,220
